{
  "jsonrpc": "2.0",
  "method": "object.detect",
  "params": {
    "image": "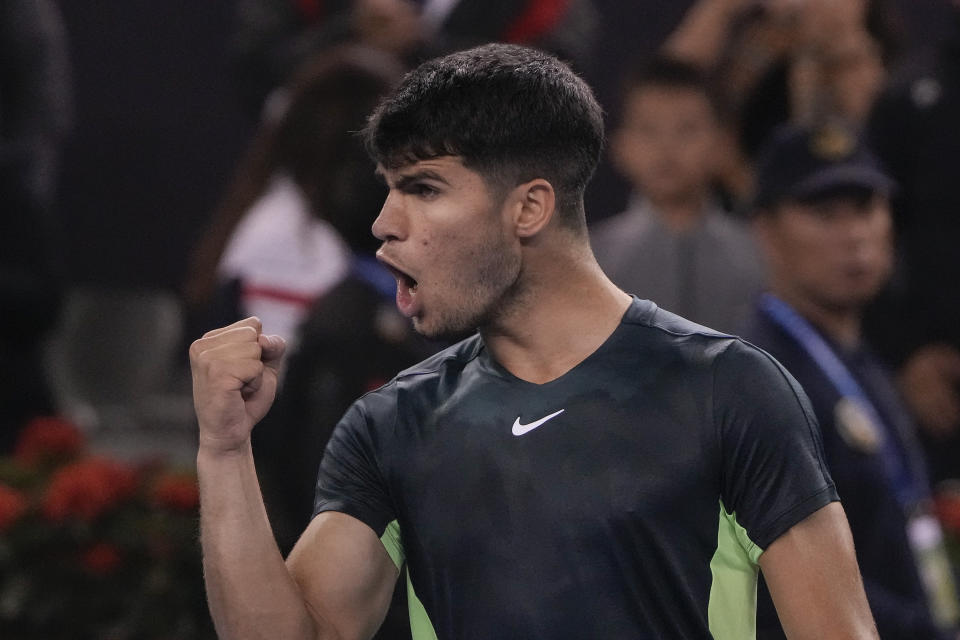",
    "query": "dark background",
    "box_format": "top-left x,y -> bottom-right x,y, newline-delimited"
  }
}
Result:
52,0 -> 955,291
